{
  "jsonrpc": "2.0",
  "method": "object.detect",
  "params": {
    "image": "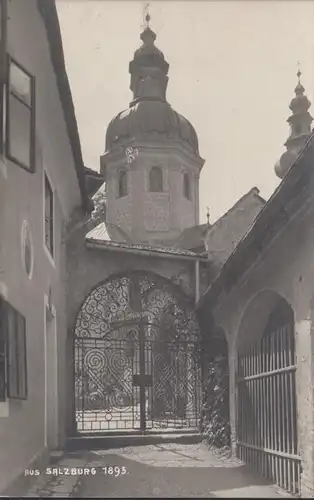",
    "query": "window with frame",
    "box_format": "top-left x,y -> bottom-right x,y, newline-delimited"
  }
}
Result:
0,297 -> 27,401
183,173 -> 191,200
5,56 -> 36,171
44,173 -> 54,258
0,0 -> 7,155
149,166 -> 163,192
118,169 -> 128,198
0,297 -> 5,401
